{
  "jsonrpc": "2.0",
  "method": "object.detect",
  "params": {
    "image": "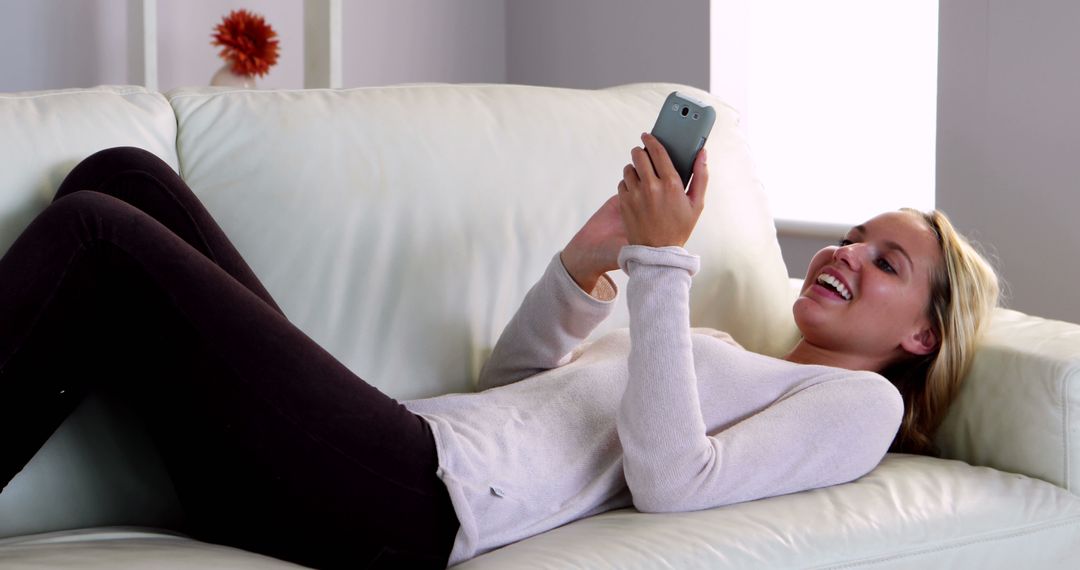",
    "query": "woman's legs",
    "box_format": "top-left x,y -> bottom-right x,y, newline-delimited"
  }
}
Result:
0,149 -> 458,568
52,146 -> 285,315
